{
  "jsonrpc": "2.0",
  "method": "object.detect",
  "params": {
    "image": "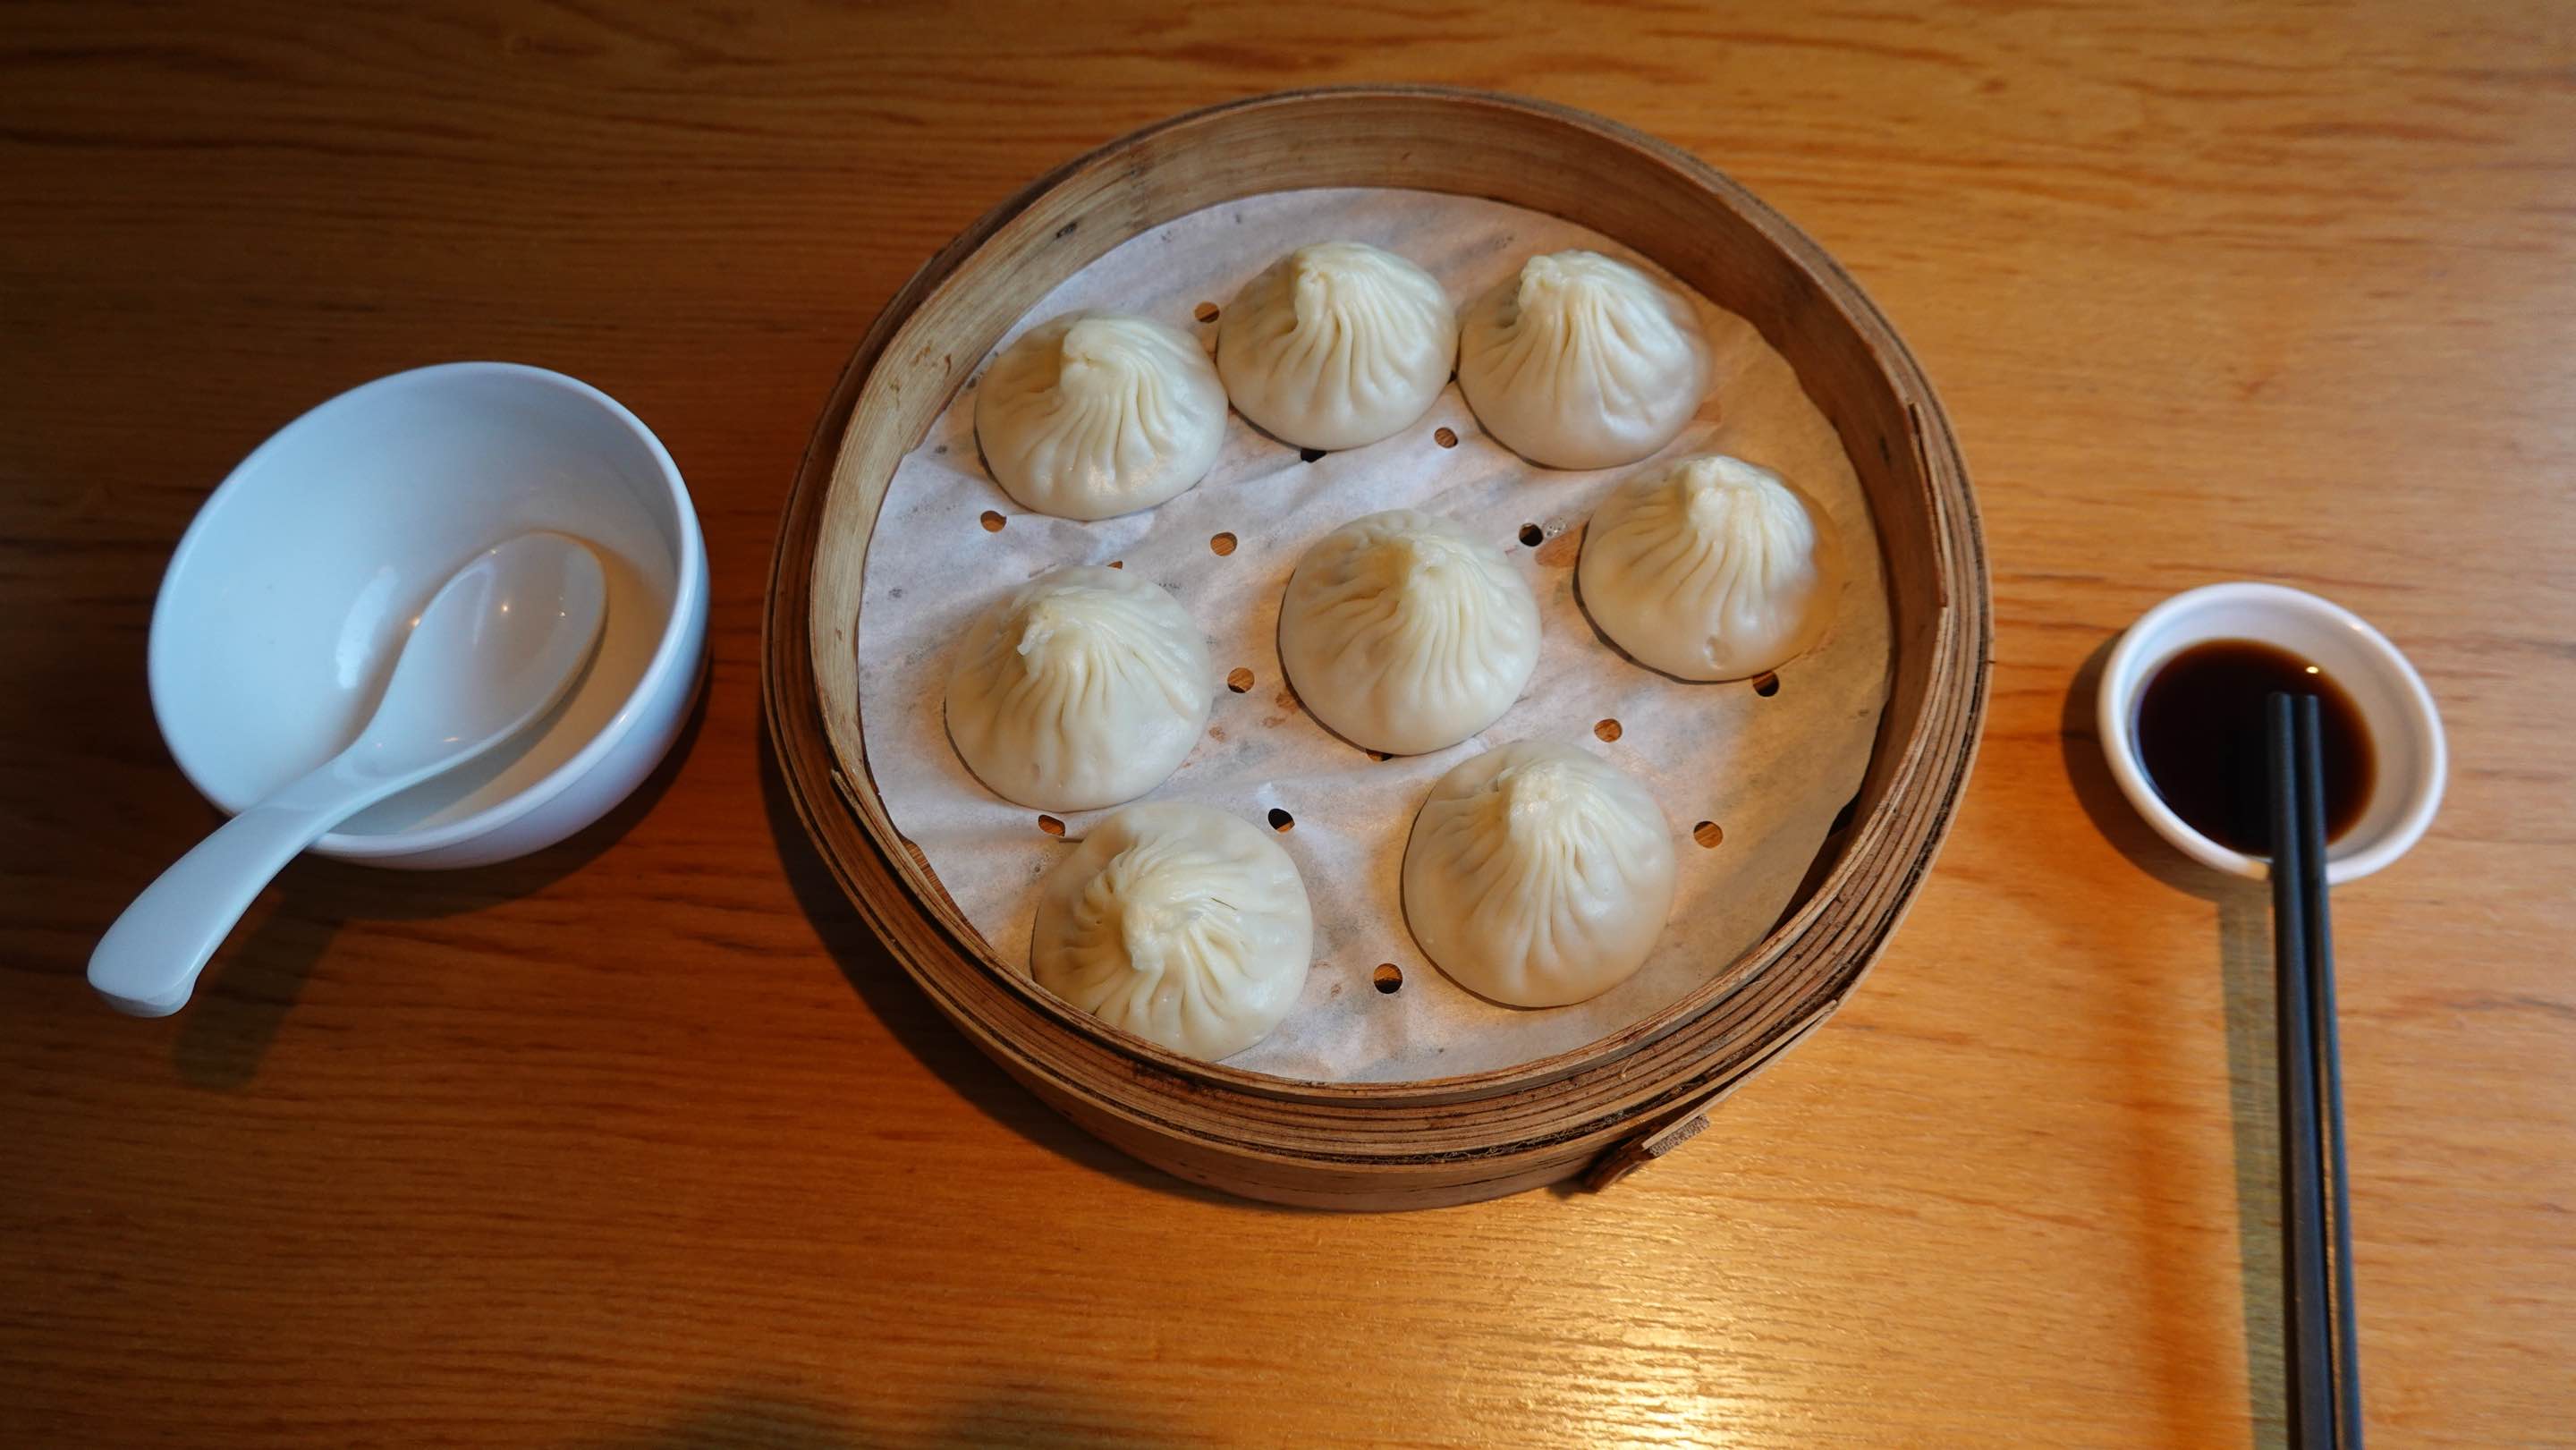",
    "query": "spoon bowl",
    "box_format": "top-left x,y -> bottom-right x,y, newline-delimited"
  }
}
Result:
355,536 -> 612,776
